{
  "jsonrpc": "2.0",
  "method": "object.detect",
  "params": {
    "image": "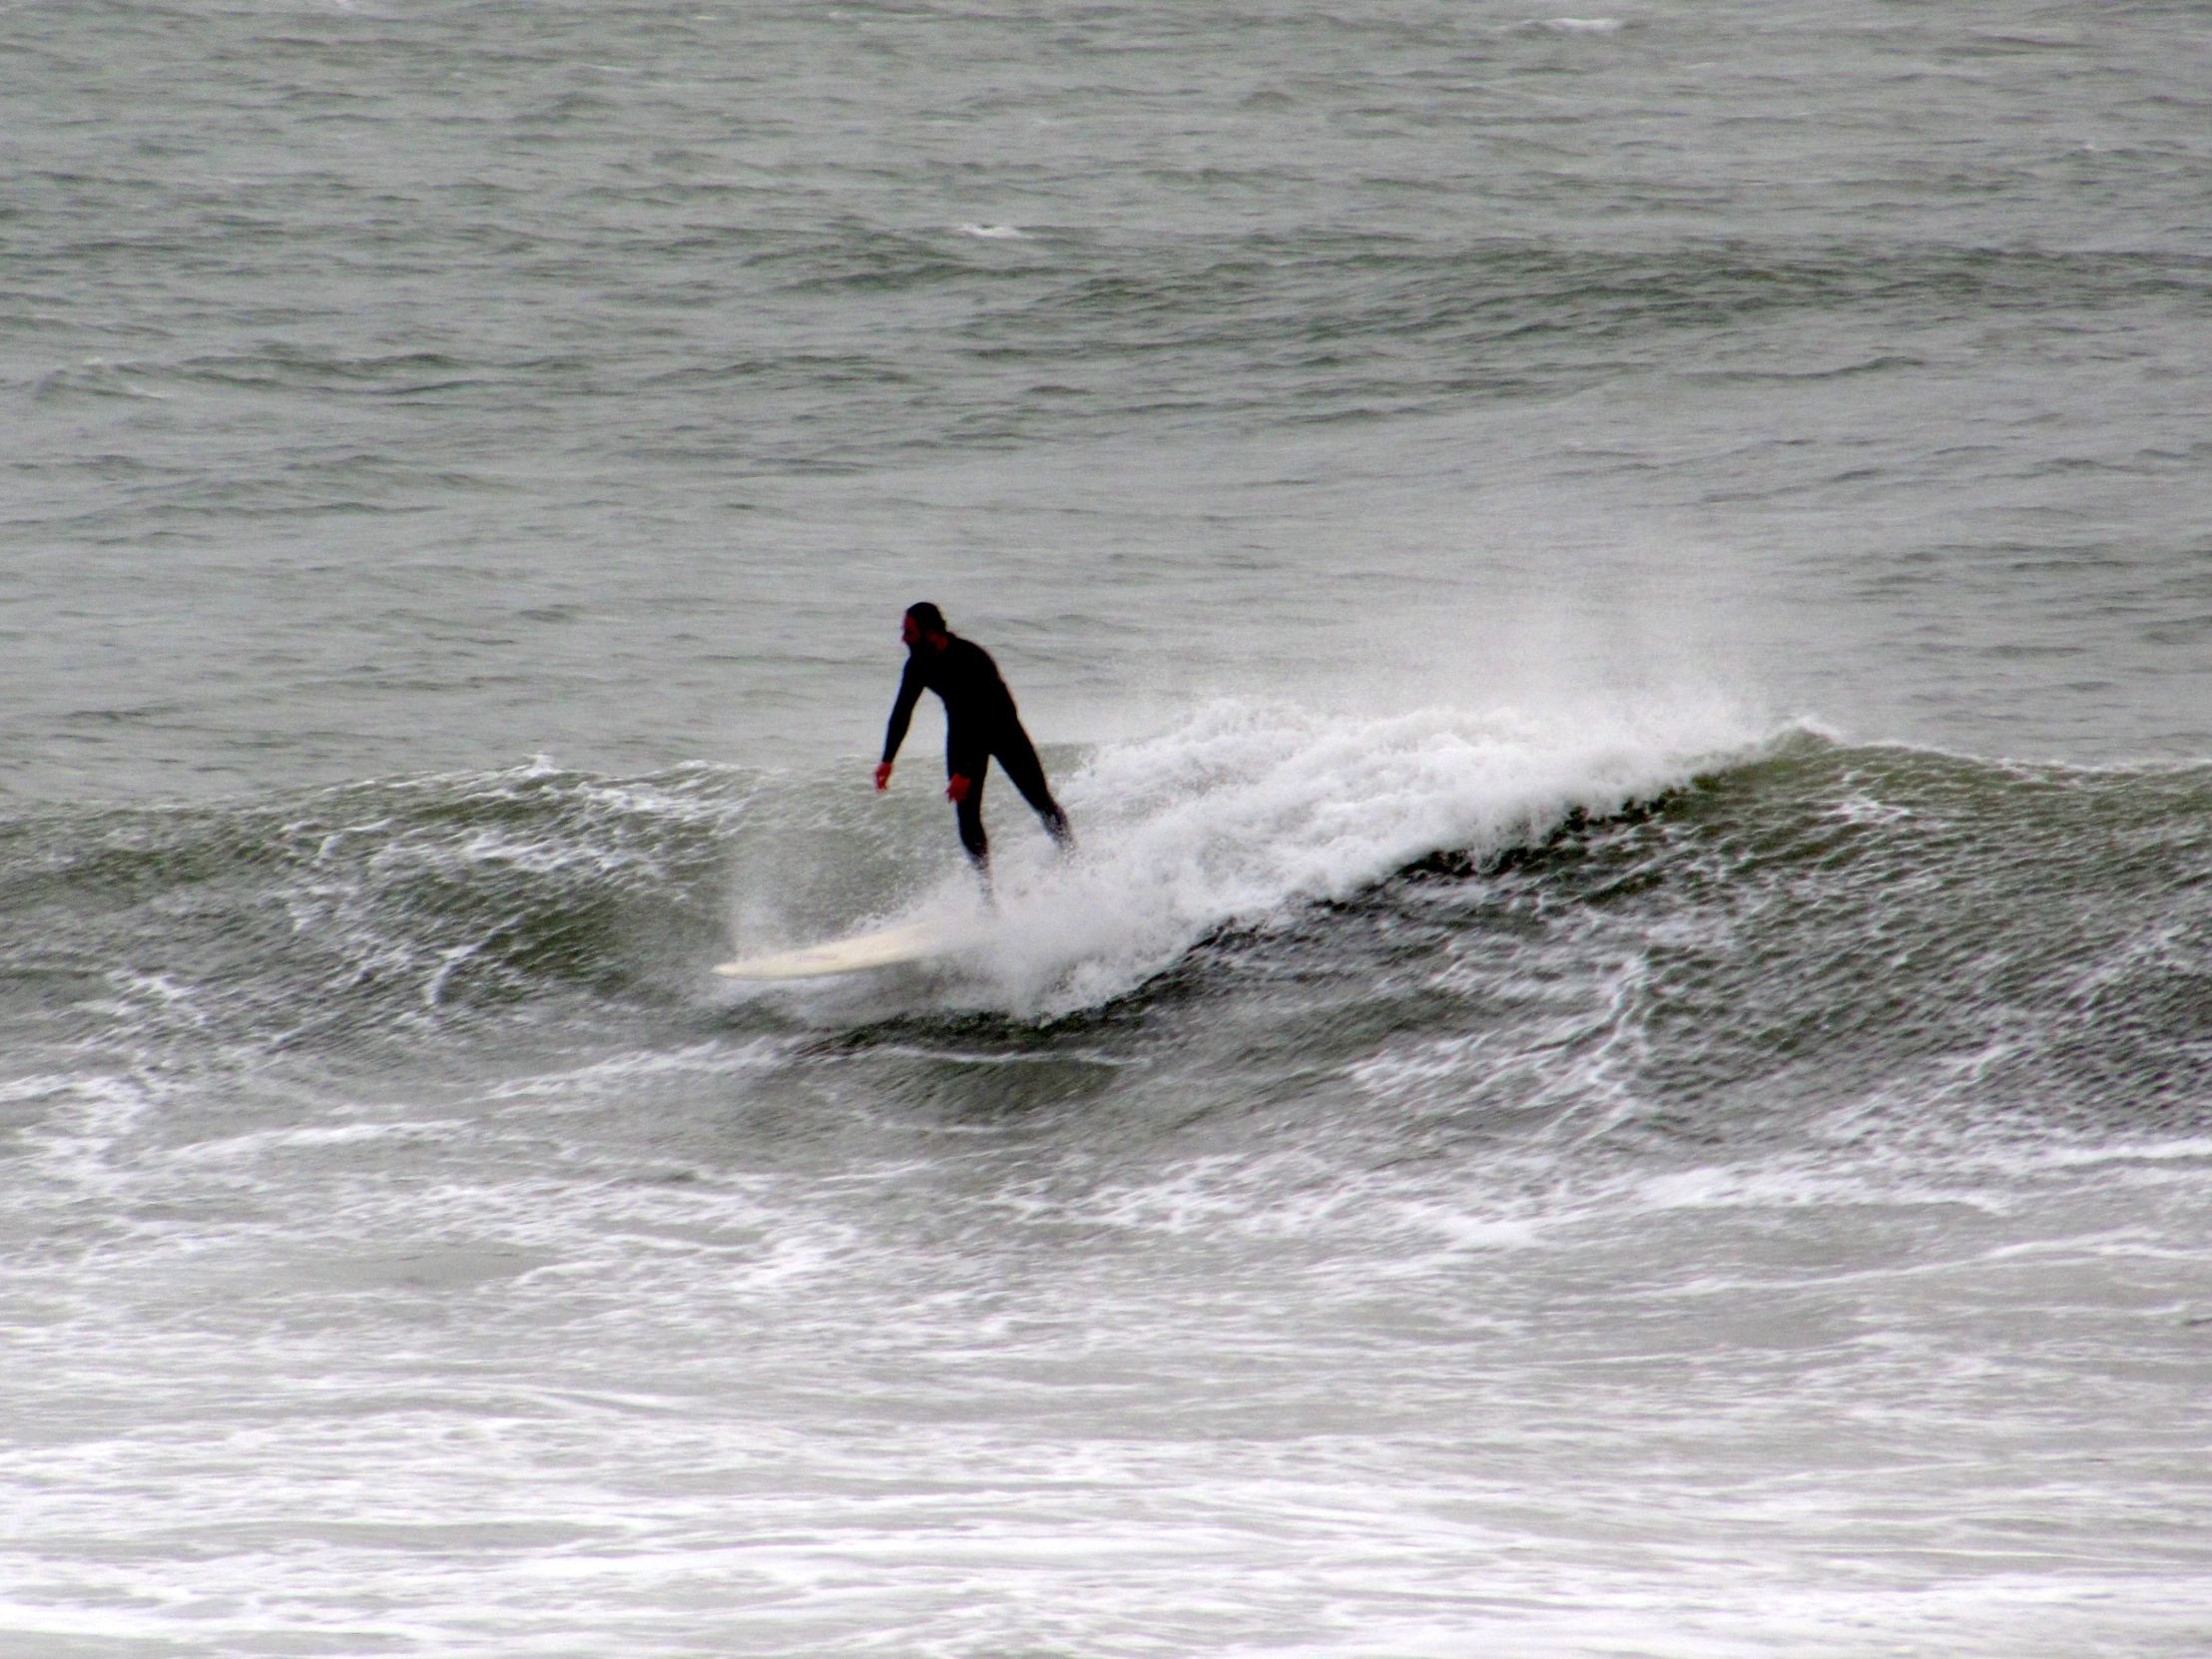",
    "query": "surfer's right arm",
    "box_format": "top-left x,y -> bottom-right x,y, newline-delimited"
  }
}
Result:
878,659 -> 925,788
